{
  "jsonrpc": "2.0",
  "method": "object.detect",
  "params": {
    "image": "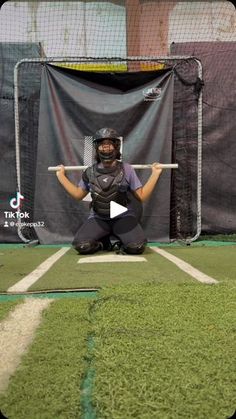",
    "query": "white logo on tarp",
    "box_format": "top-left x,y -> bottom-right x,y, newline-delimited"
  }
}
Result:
103,178 -> 109,183
143,87 -> 162,101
